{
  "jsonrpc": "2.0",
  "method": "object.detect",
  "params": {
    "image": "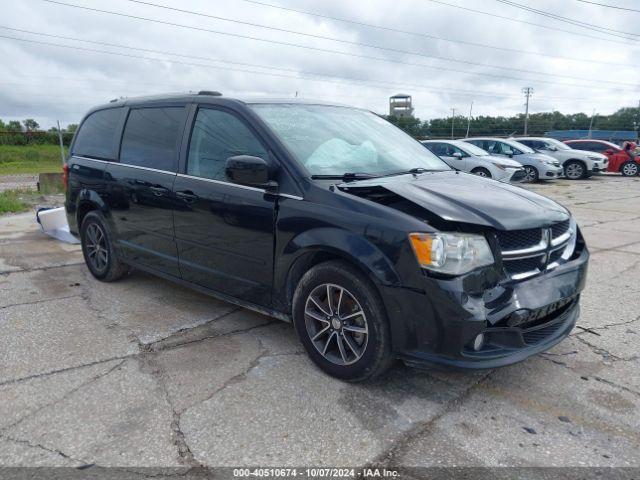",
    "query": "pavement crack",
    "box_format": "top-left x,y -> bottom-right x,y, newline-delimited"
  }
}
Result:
1,434 -> 89,465
0,293 -> 83,310
369,369 -> 495,468
0,262 -> 84,276
0,360 -> 126,434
